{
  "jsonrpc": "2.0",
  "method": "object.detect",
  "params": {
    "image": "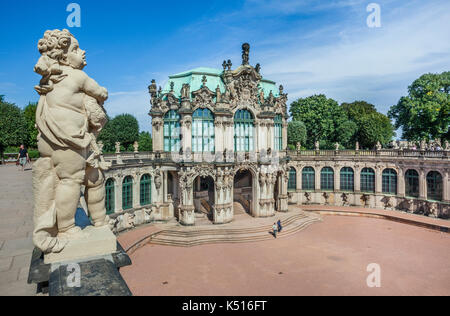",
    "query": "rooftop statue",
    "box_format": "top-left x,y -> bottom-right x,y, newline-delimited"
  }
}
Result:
242,43 -> 250,65
32,29 -> 113,258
